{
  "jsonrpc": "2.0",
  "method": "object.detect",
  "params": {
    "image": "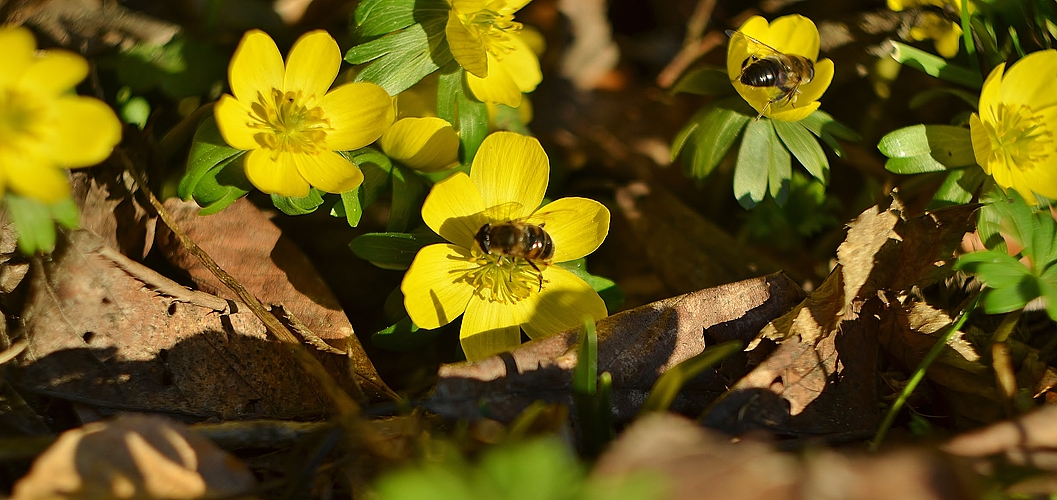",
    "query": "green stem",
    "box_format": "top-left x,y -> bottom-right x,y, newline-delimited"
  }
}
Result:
869,294 -> 981,451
